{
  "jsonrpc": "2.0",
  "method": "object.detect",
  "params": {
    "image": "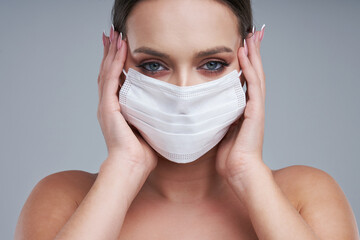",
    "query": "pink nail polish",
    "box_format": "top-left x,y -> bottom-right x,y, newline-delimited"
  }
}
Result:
243,39 -> 248,56
110,24 -> 114,43
117,32 -> 123,50
260,24 -> 266,41
102,31 -> 106,46
252,26 -> 256,42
